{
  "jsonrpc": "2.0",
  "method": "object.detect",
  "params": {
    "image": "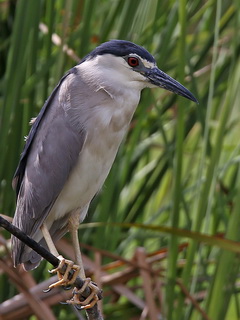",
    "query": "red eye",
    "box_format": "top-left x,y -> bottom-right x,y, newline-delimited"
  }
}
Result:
128,57 -> 139,67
